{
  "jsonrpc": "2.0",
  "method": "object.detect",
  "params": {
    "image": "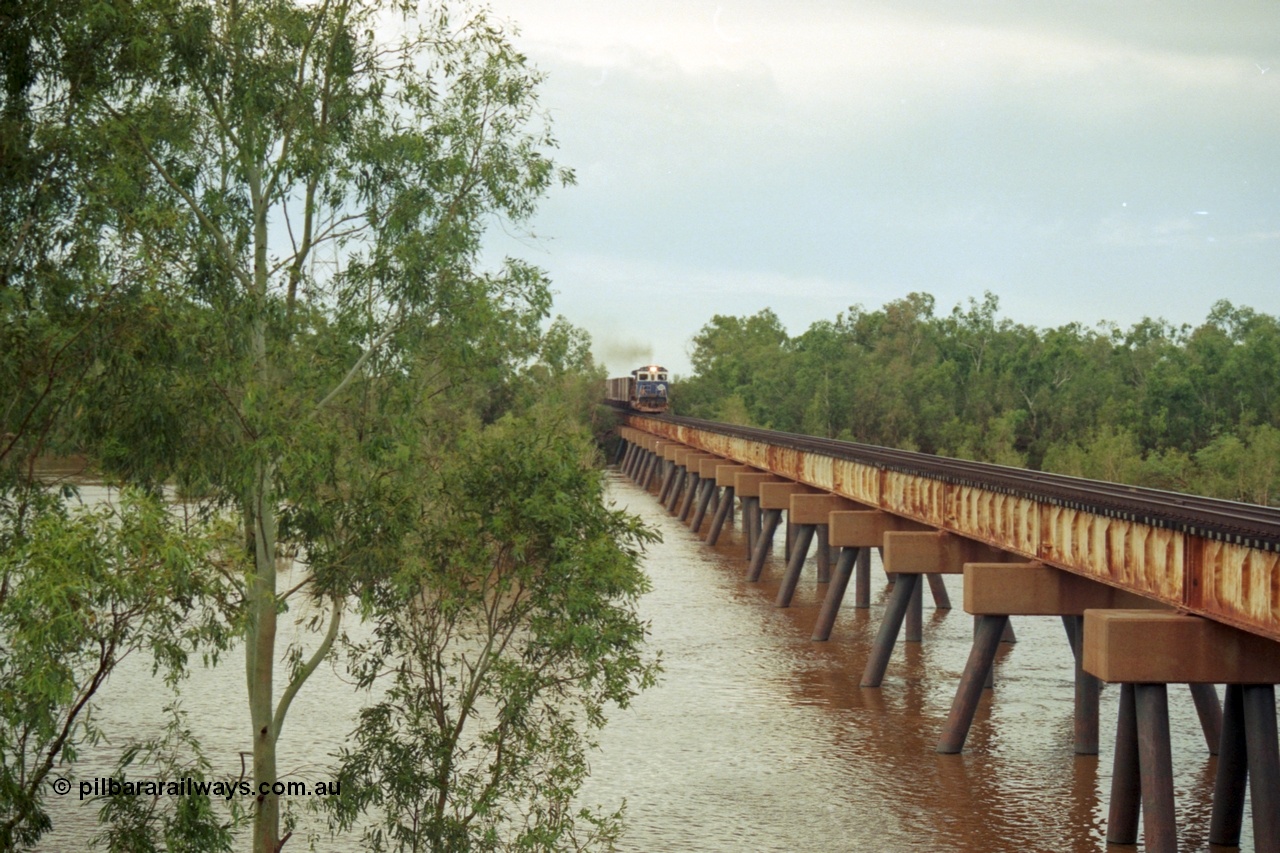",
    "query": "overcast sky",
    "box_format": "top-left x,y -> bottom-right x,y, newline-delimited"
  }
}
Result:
478,1 -> 1280,376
